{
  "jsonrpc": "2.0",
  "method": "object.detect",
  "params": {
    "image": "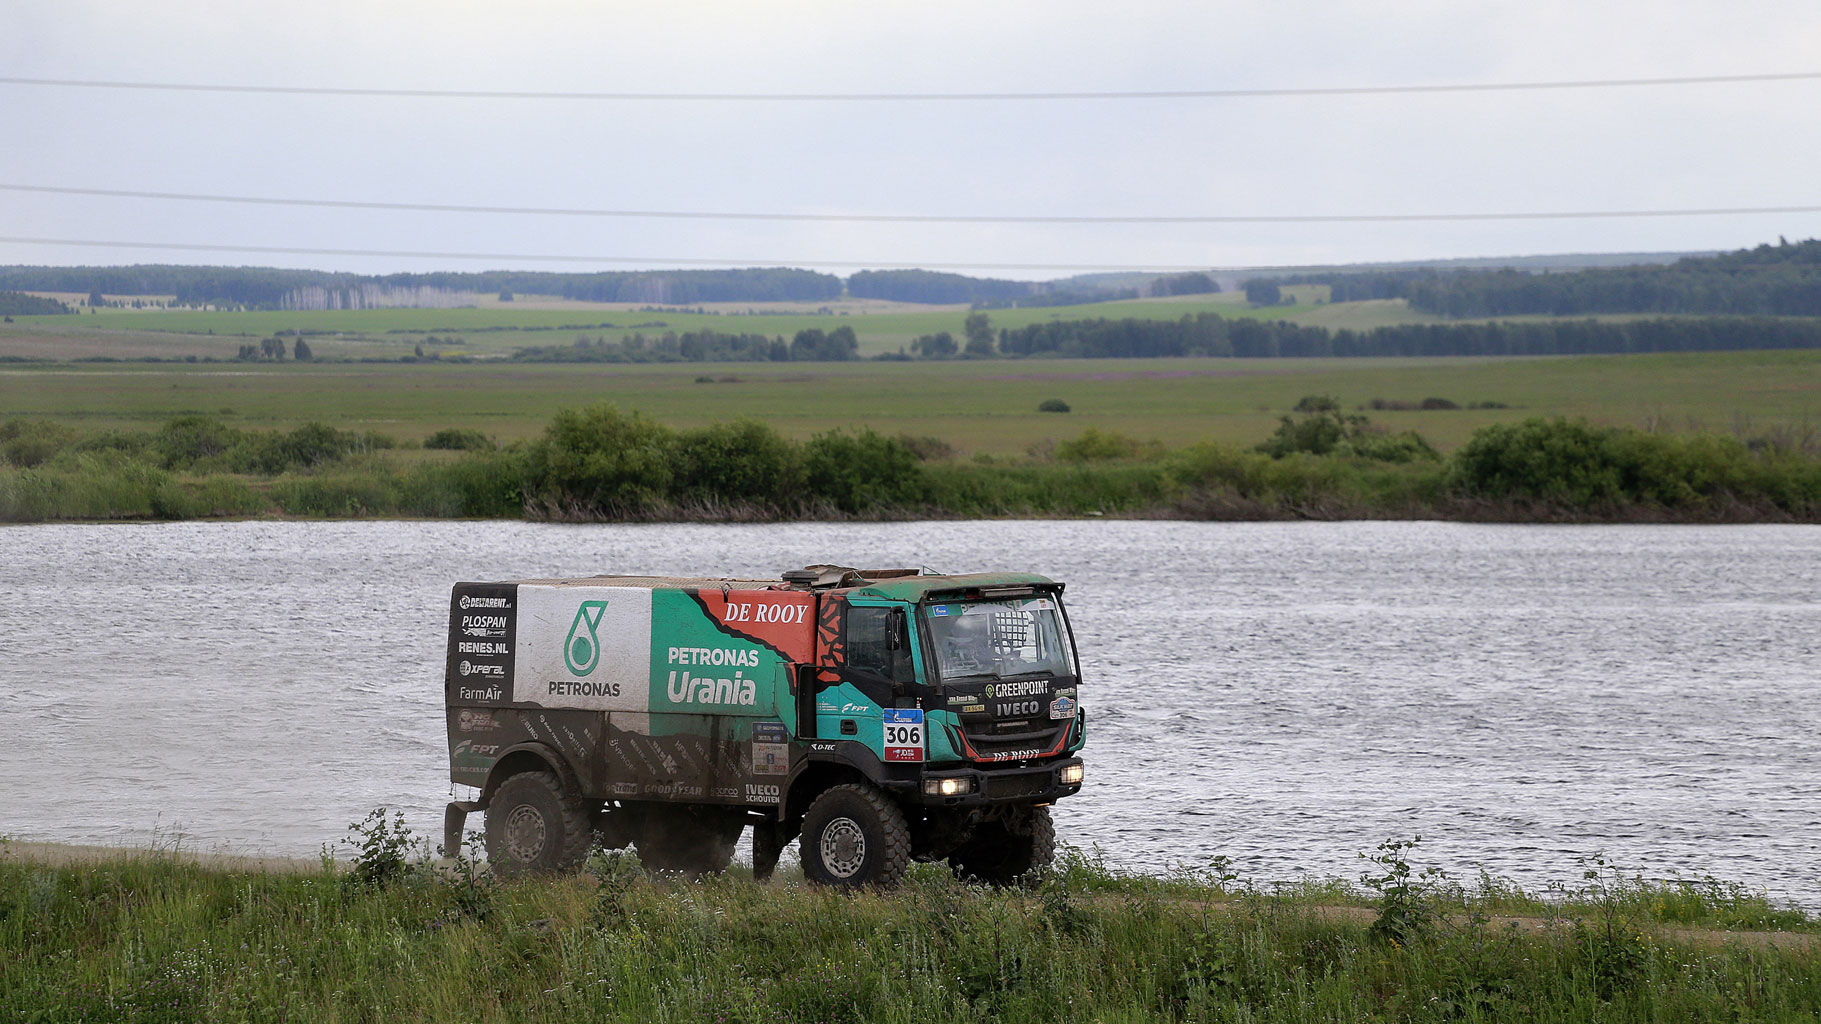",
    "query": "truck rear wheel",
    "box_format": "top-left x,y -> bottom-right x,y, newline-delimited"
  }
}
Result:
800,784 -> 910,888
949,805 -> 1054,886
484,771 -> 593,877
